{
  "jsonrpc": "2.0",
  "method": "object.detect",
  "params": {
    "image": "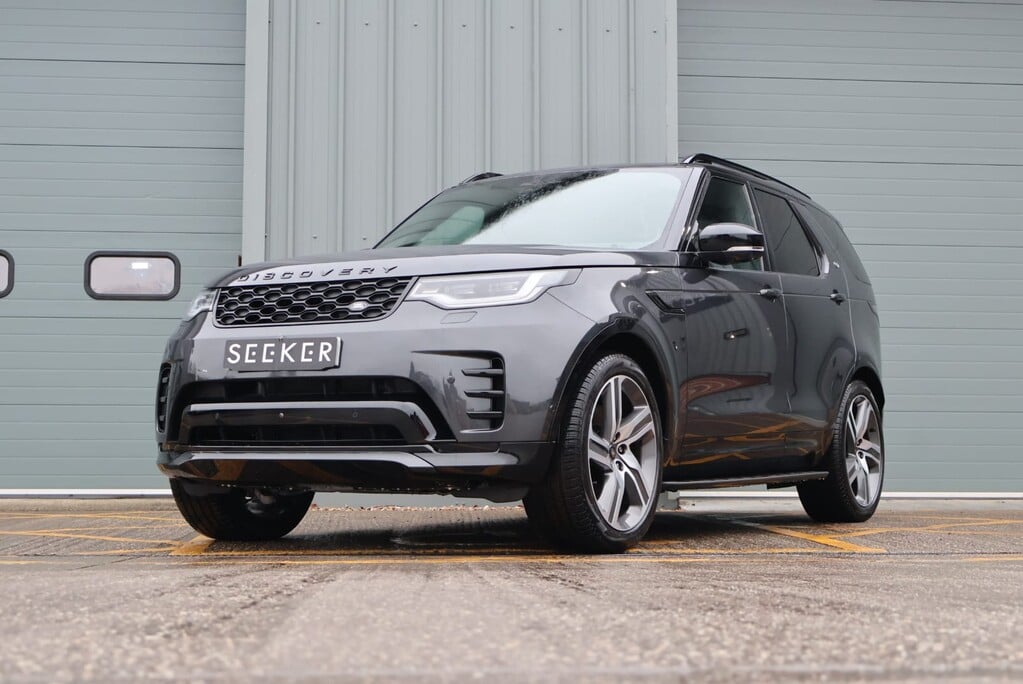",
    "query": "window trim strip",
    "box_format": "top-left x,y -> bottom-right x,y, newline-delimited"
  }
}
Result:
0,250 -> 12,299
